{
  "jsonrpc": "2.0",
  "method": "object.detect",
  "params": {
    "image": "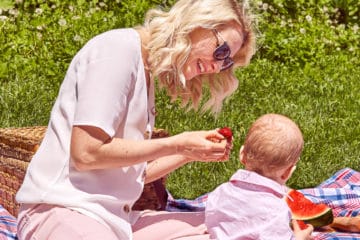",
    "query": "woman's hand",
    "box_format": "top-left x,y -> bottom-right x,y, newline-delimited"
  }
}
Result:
292,220 -> 314,240
145,129 -> 233,183
174,129 -> 232,162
